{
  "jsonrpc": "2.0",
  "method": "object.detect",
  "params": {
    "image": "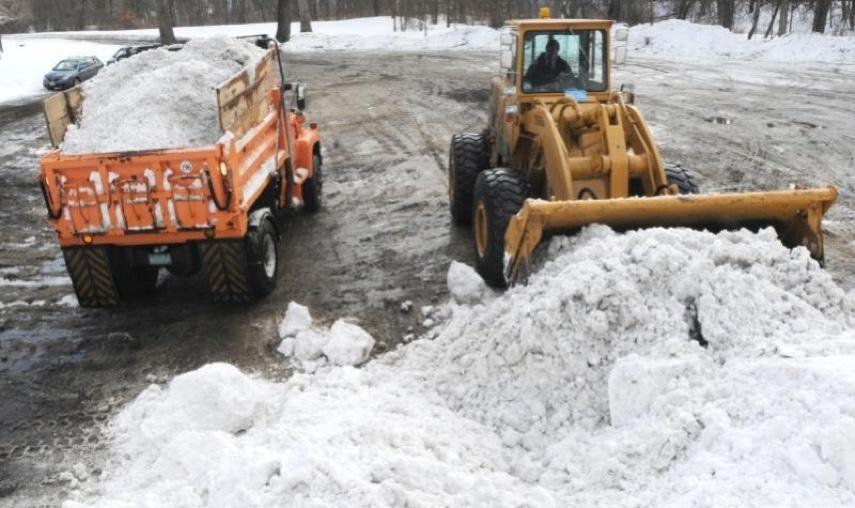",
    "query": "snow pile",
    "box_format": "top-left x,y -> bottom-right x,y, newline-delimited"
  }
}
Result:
66,227 -> 855,507
282,18 -> 498,51
630,19 -> 855,63
0,37 -> 120,104
61,36 -> 264,154
277,302 -> 375,371
18,17 -> 499,52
